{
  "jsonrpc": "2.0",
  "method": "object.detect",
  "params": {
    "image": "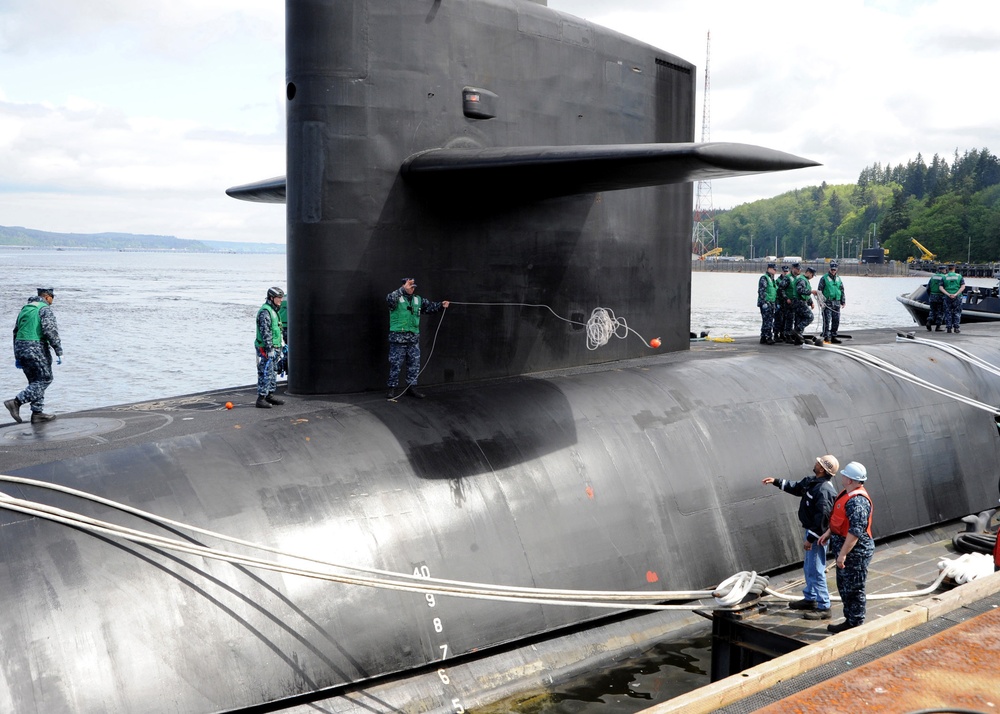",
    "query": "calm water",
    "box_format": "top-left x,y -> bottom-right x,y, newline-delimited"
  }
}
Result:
1,248 -> 285,414
689,270 -> 997,339
0,251 -> 989,709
